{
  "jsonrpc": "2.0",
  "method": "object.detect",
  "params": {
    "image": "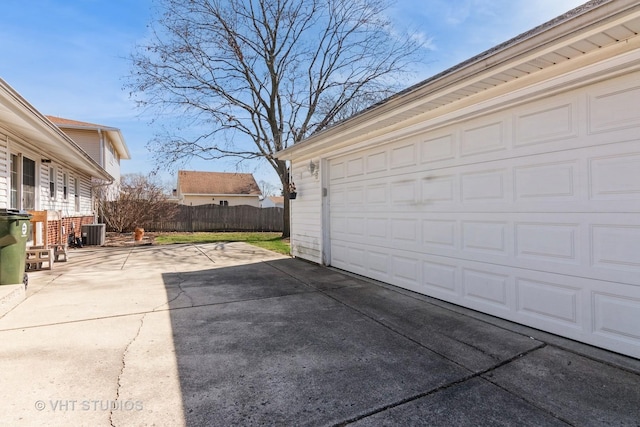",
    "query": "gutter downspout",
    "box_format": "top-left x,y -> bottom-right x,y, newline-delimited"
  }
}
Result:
98,128 -> 105,167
